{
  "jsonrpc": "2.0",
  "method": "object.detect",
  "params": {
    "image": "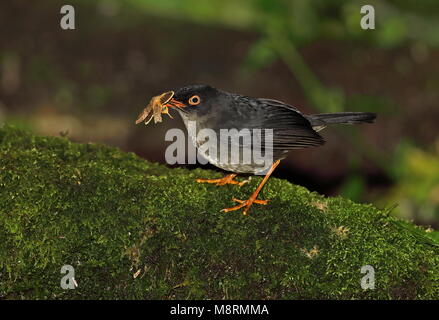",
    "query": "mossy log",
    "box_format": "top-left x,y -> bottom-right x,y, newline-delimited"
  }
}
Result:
0,125 -> 438,299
